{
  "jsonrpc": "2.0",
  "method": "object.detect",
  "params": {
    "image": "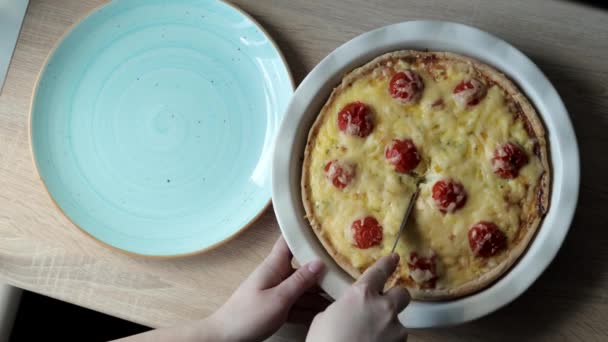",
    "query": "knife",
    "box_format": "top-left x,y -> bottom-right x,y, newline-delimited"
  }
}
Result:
390,187 -> 420,254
